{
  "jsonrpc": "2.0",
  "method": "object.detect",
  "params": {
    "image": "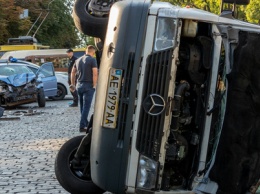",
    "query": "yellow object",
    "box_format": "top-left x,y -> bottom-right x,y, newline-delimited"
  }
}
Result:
0,44 -> 50,58
182,20 -> 198,38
